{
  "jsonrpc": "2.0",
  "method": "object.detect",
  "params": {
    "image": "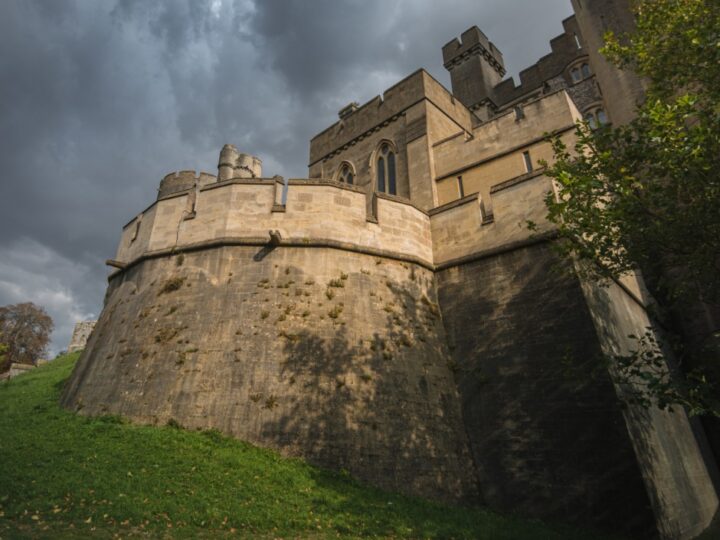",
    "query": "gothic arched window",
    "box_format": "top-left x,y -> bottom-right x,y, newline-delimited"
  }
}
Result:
337,162 -> 354,184
569,60 -> 592,84
584,106 -> 608,130
376,143 -> 397,195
